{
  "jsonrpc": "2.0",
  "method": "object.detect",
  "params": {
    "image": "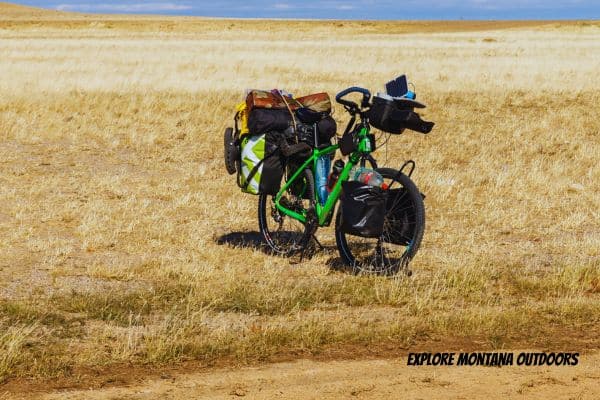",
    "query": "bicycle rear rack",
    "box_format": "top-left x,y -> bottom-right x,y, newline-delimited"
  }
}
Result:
399,160 -> 416,177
